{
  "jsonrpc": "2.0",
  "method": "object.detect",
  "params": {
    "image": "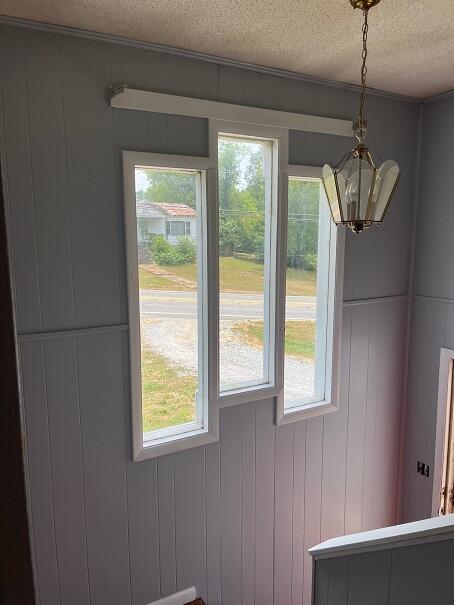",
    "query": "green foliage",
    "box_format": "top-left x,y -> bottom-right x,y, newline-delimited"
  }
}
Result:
139,143 -> 320,272
148,235 -> 196,266
175,236 -> 197,263
140,169 -> 196,208
287,179 -> 319,270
